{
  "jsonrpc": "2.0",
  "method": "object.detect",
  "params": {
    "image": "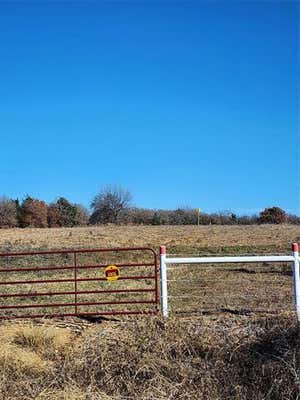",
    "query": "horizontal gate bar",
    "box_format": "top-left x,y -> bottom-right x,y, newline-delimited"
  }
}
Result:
0,262 -> 155,274
0,299 -> 157,310
0,288 -> 155,298
0,246 -> 157,257
0,275 -> 156,286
